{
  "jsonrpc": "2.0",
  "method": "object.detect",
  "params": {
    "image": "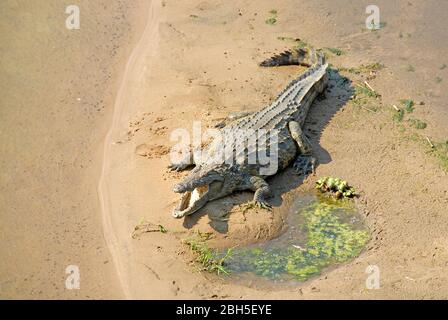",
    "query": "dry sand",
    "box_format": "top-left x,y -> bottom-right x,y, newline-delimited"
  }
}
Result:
1,0 -> 448,299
